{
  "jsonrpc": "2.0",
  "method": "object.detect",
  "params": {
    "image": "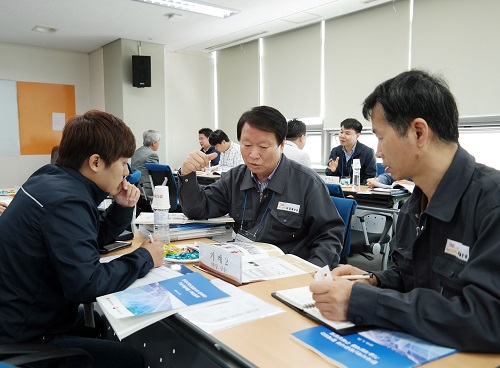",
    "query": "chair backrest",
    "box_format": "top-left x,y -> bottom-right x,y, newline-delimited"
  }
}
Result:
50,146 -> 59,164
376,162 -> 385,176
330,196 -> 357,262
326,183 -> 344,198
144,163 -> 178,211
